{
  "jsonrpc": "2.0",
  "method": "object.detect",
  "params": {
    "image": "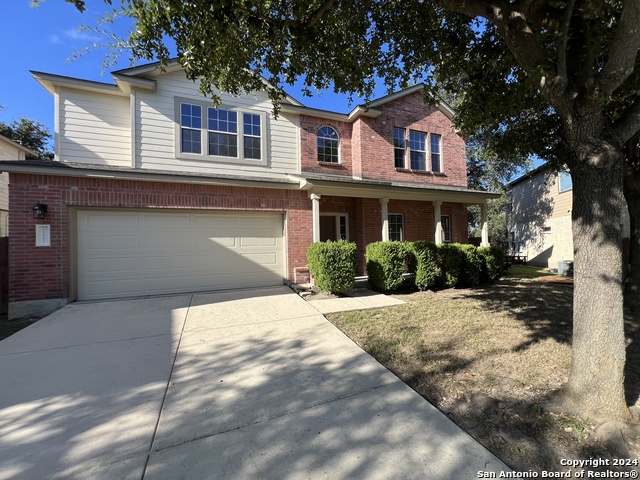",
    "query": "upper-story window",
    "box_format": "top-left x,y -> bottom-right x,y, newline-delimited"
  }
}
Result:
175,98 -> 267,166
317,126 -> 339,163
208,108 -> 238,157
558,170 -> 572,193
410,131 -> 426,170
180,104 -> 202,154
431,134 -> 442,172
393,128 -> 406,168
243,113 -> 262,160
